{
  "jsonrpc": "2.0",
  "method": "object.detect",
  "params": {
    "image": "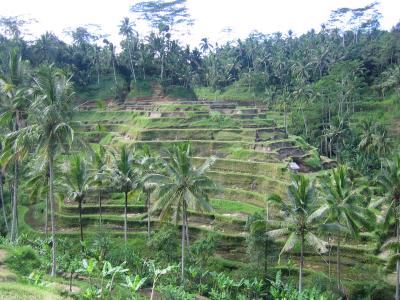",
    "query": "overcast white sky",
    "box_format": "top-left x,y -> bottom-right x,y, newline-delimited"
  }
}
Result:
2,0 -> 399,49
